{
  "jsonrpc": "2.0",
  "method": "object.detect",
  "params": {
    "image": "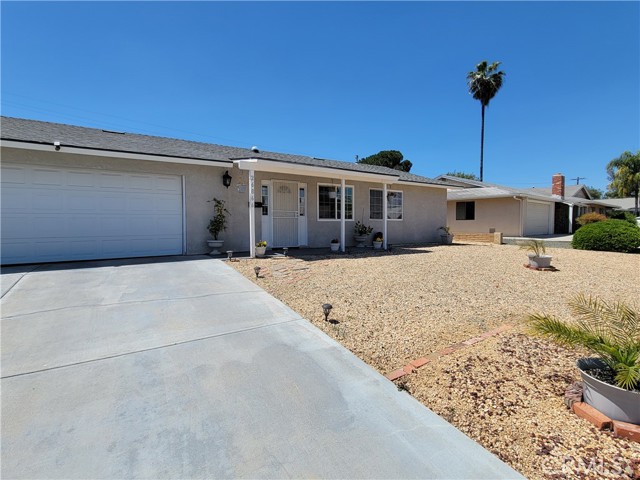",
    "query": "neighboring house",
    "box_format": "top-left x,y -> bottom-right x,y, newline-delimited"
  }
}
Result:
0,117 -> 451,265
433,173 -> 612,236
596,197 -> 639,215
